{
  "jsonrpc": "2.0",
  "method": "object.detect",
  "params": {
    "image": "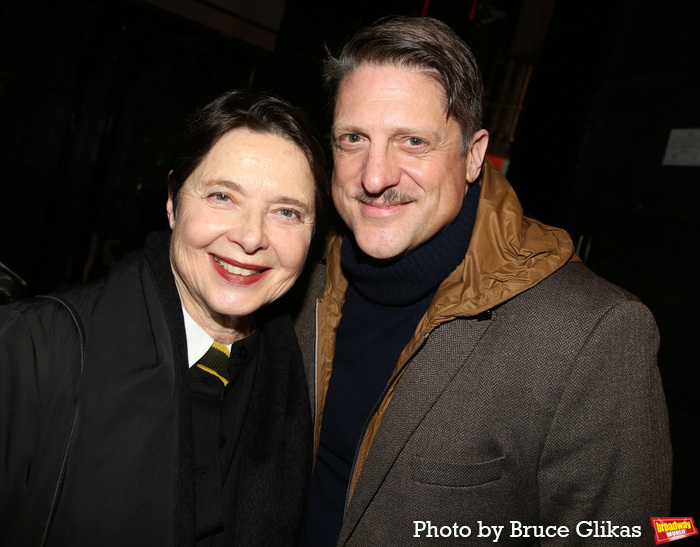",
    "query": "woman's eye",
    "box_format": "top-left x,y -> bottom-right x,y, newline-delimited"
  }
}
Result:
214,193 -> 230,201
